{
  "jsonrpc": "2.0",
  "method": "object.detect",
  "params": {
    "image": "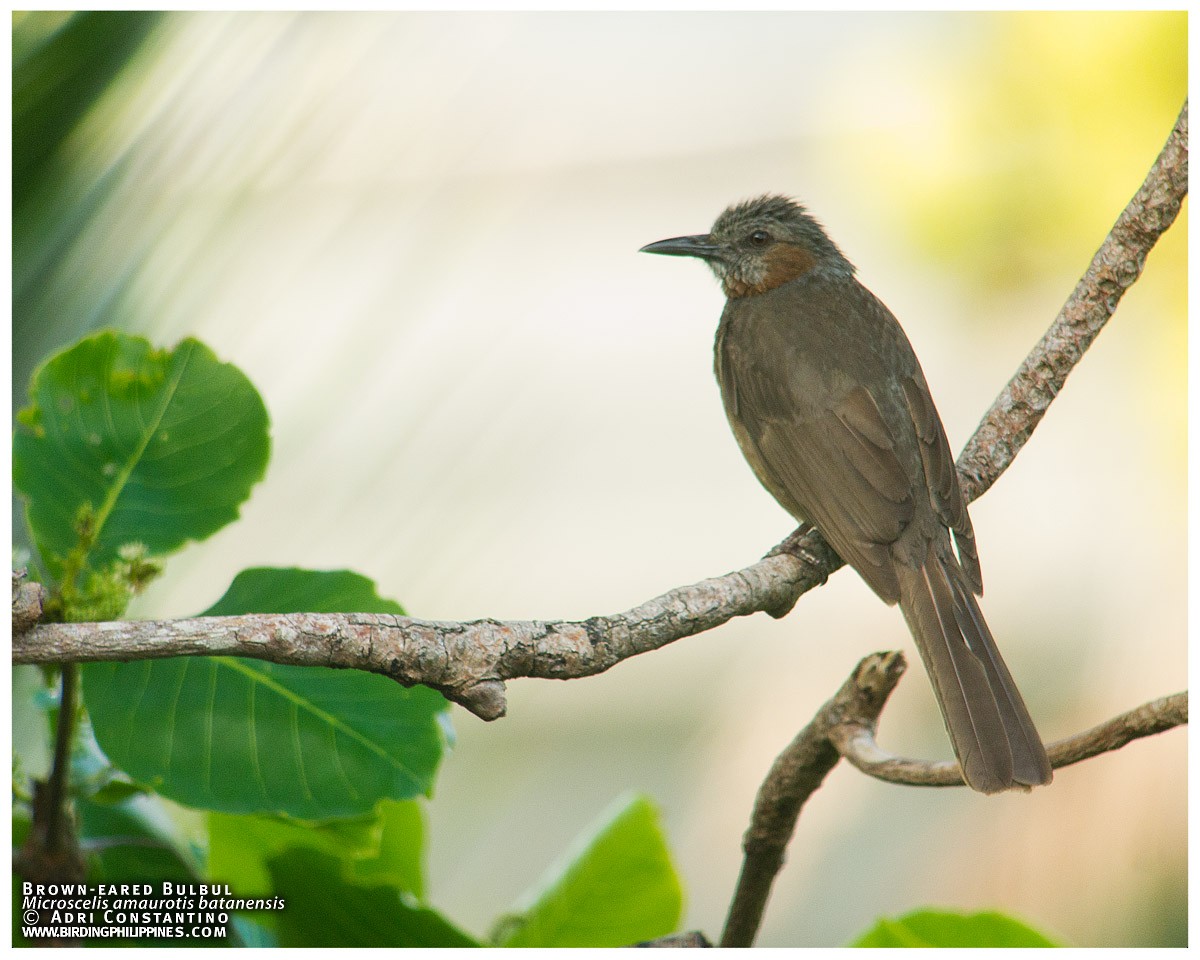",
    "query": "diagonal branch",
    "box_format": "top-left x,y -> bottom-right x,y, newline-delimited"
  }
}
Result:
956,99 -> 1188,500
12,100 -> 1188,723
